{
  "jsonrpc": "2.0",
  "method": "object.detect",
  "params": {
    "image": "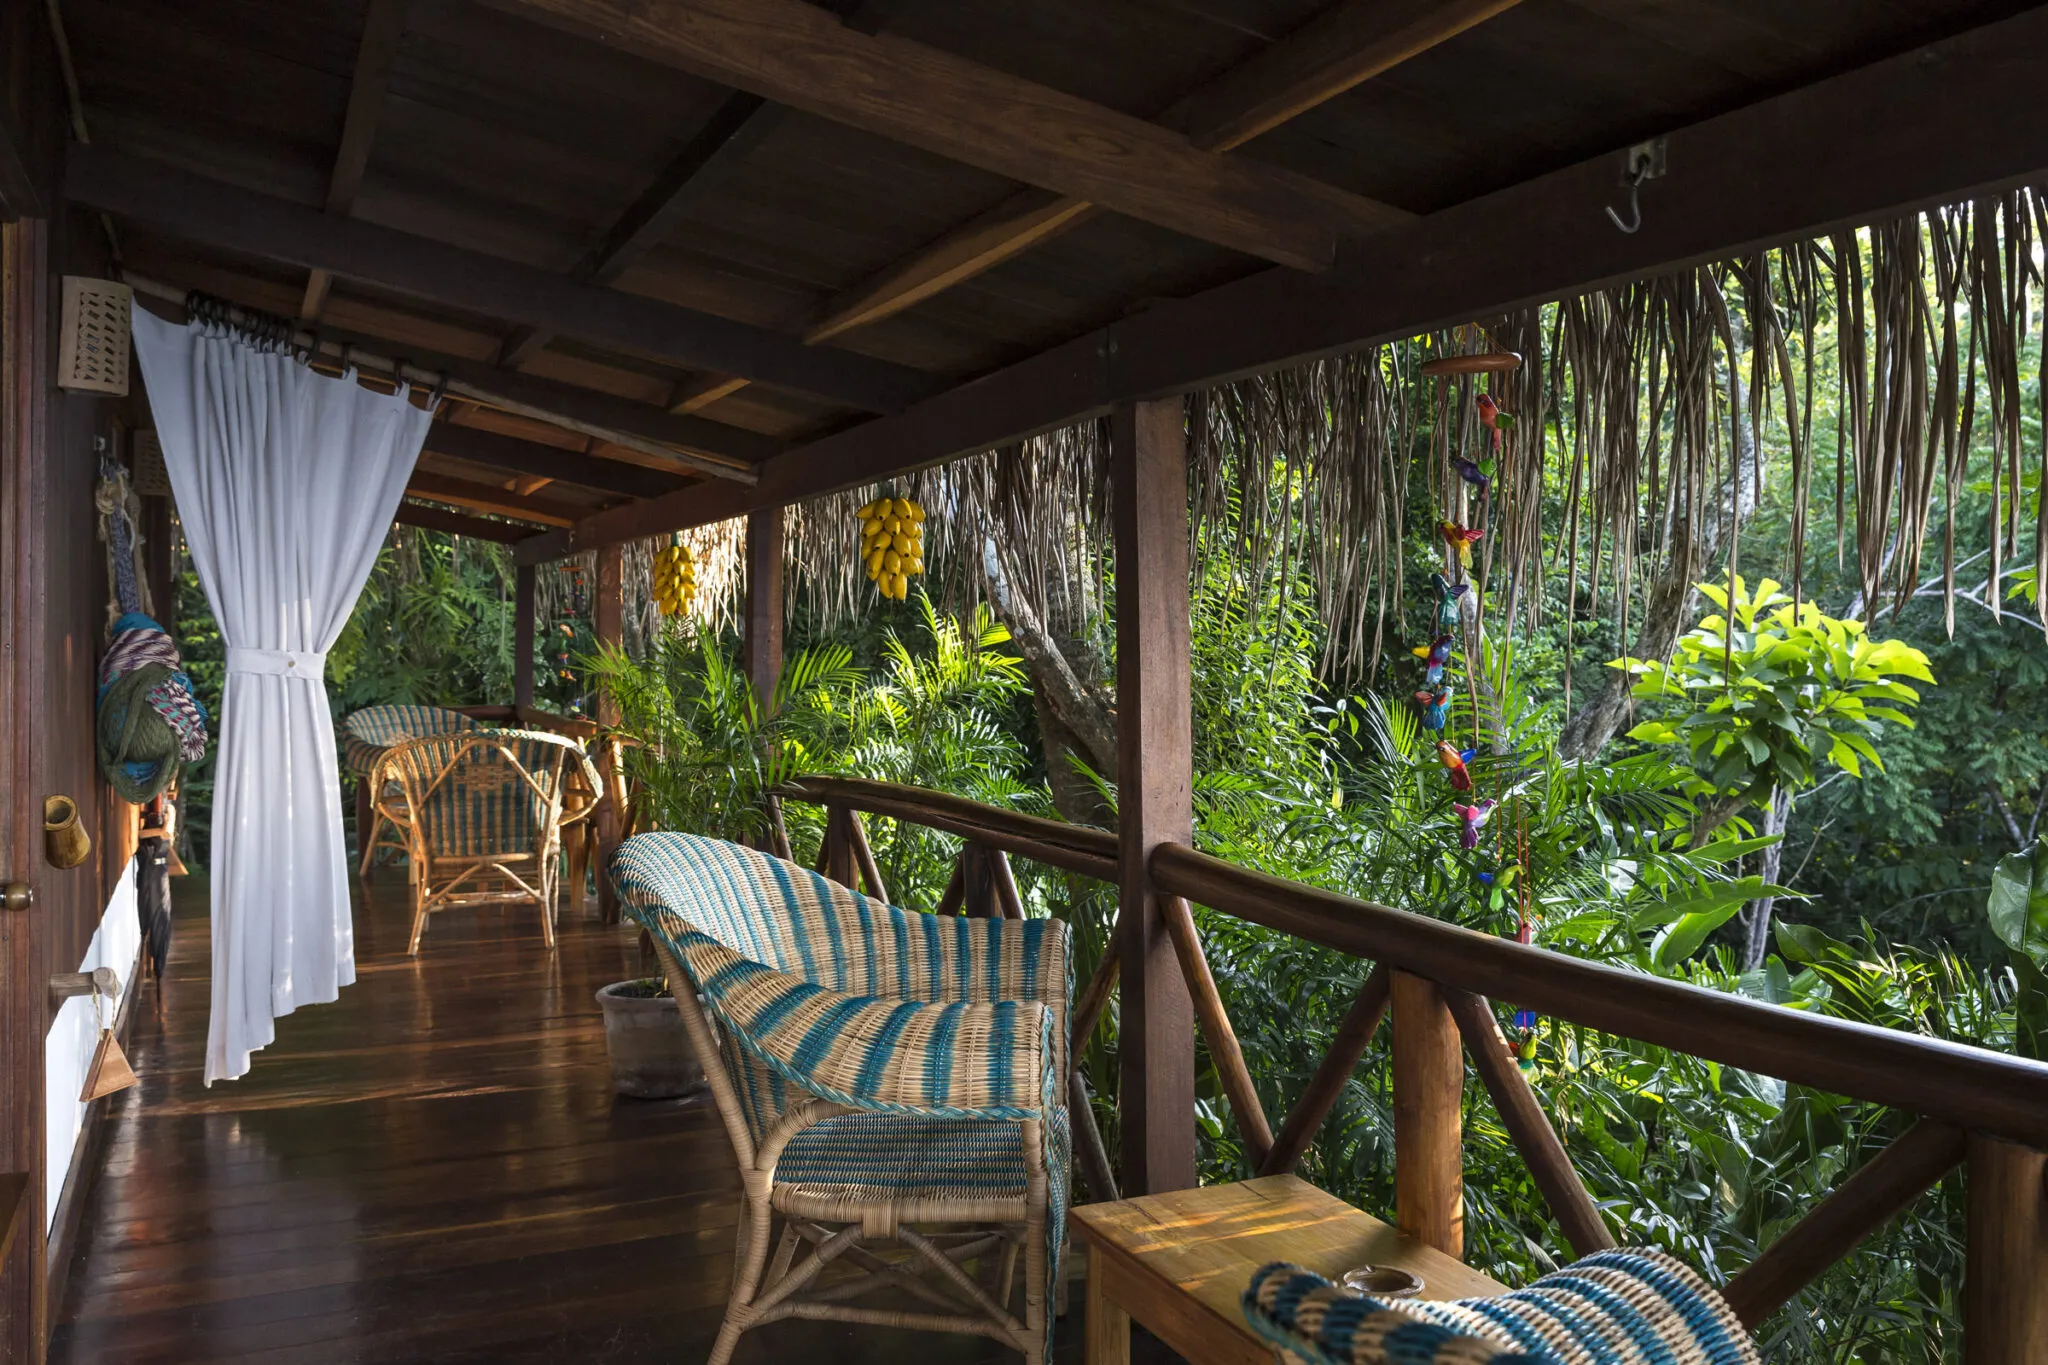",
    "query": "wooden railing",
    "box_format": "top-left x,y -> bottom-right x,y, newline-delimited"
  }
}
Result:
776,774 -> 2048,1352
